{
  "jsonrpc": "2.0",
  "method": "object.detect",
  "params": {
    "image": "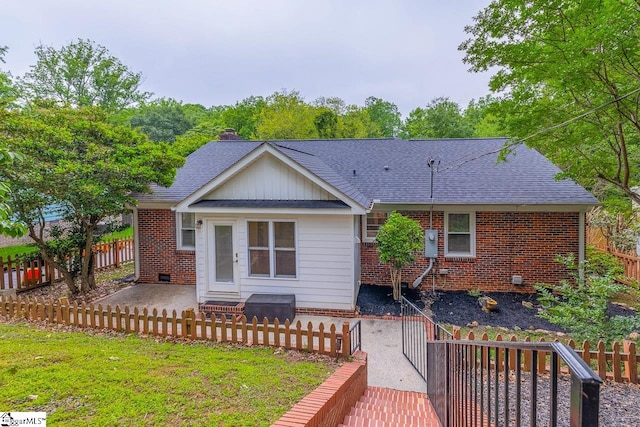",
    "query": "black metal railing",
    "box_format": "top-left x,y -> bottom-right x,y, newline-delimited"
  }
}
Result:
427,339 -> 603,427
349,320 -> 361,355
401,297 -> 452,381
